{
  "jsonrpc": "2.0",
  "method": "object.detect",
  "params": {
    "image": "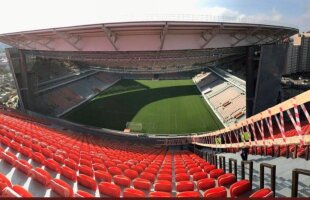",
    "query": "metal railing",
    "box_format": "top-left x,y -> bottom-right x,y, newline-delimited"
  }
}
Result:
291,168 -> 310,197
260,163 -> 276,197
